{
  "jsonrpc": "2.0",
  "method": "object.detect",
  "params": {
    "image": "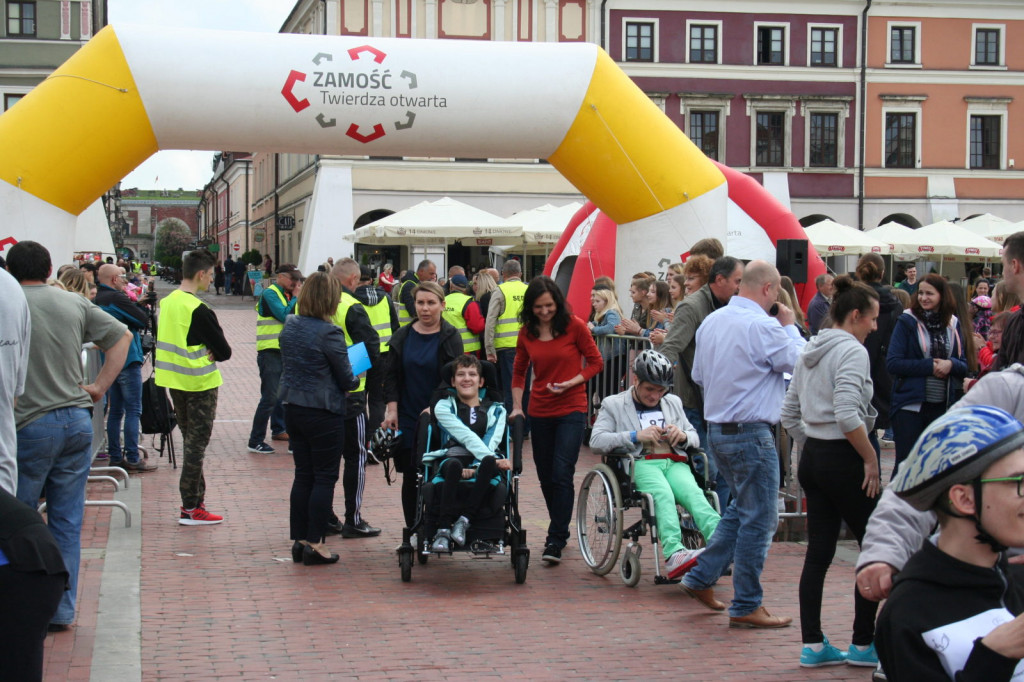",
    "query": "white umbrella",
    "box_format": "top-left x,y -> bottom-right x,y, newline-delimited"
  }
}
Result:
903,220 -> 1002,259
494,202 -> 582,259
803,219 -> 891,256
865,222 -> 919,255
344,197 -> 524,246
961,213 -> 1017,244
